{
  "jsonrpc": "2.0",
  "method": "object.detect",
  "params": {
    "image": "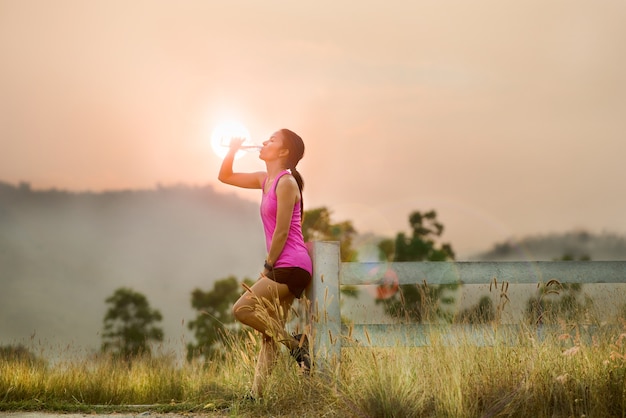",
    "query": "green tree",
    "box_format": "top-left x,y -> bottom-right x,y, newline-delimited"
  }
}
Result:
379,211 -> 455,262
101,287 -> 164,359
0,344 -> 45,366
376,210 -> 457,323
187,276 -> 254,361
525,281 -> 593,325
303,206 -> 359,298
303,207 -> 358,262
454,296 -> 495,324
